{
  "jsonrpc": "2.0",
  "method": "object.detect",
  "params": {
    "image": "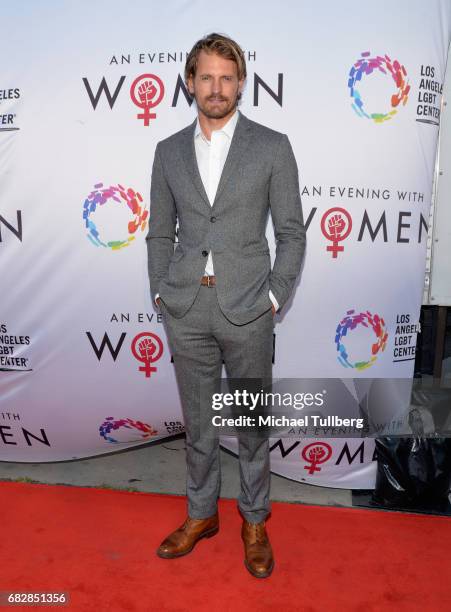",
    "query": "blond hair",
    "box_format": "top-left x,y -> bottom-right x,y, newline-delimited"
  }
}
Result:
184,32 -> 247,84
